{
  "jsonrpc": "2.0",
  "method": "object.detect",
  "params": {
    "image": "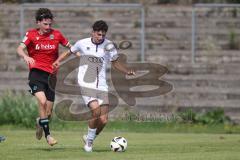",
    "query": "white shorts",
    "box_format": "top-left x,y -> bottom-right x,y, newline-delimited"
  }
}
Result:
80,85 -> 109,106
